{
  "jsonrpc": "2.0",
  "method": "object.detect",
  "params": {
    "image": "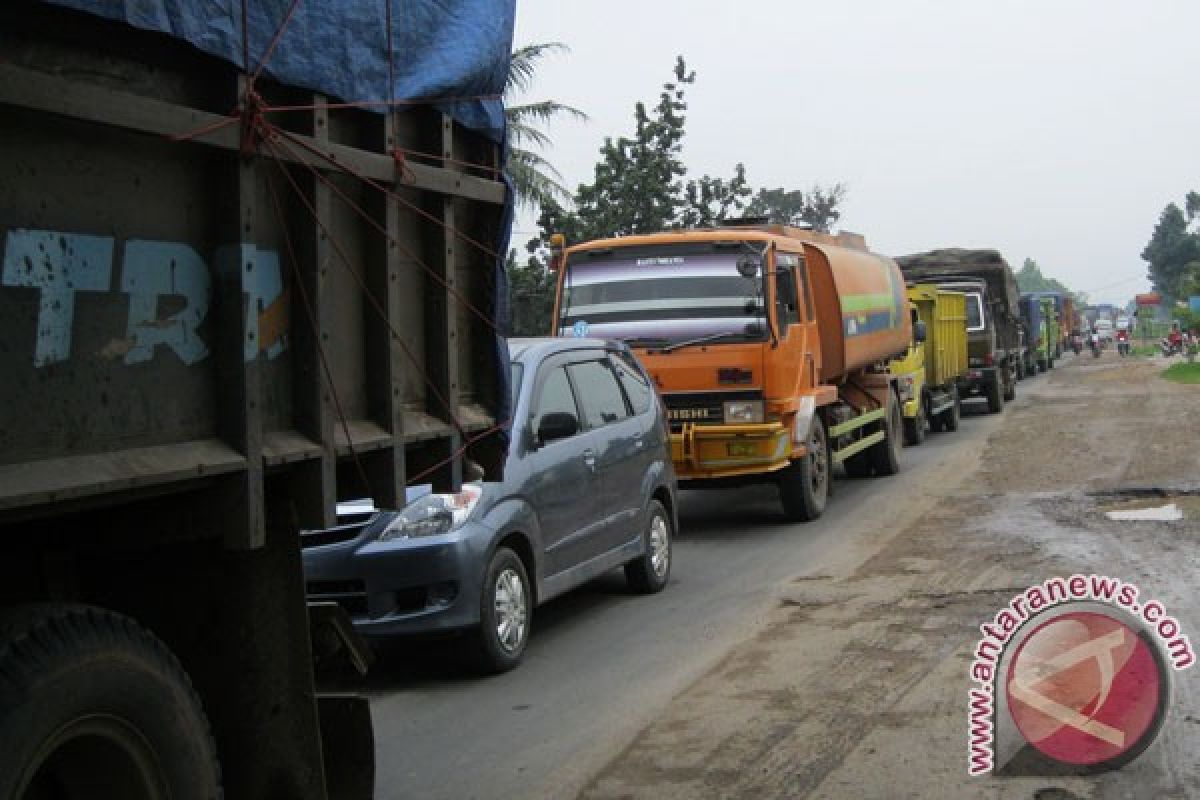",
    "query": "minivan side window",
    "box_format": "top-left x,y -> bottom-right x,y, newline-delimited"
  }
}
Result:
610,353 -> 652,415
534,367 -> 580,436
567,360 -> 630,429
